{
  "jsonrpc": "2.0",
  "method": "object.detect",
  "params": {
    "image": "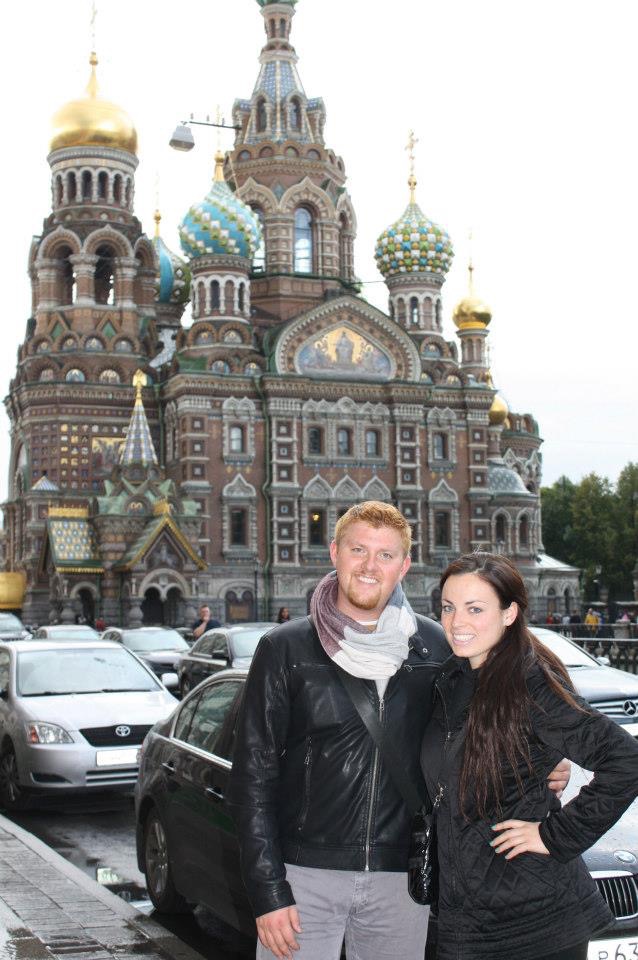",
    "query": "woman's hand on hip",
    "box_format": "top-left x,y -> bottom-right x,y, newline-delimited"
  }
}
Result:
490,820 -> 550,859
